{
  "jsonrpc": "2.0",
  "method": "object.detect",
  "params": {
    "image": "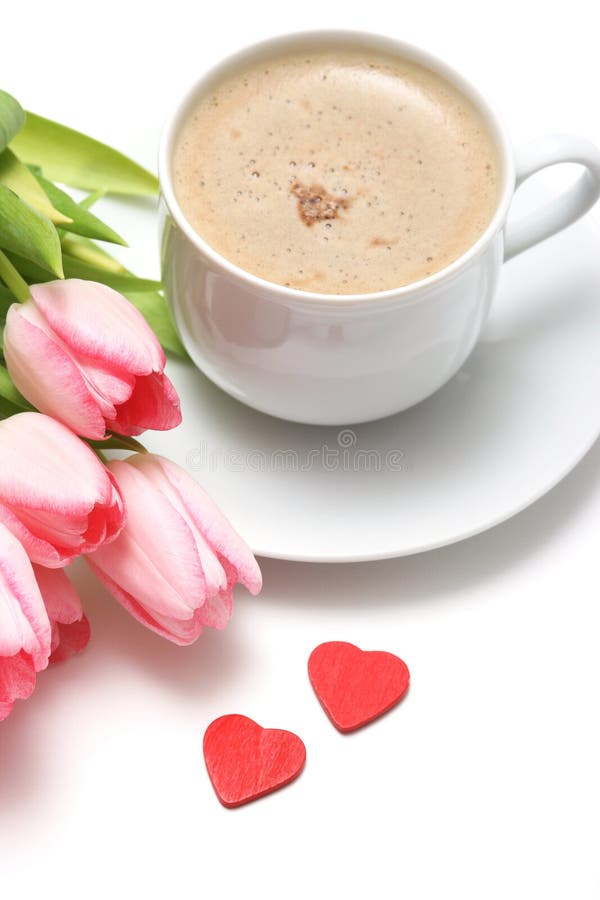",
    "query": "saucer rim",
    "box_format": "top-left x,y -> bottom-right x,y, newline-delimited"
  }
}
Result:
250,203 -> 600,562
